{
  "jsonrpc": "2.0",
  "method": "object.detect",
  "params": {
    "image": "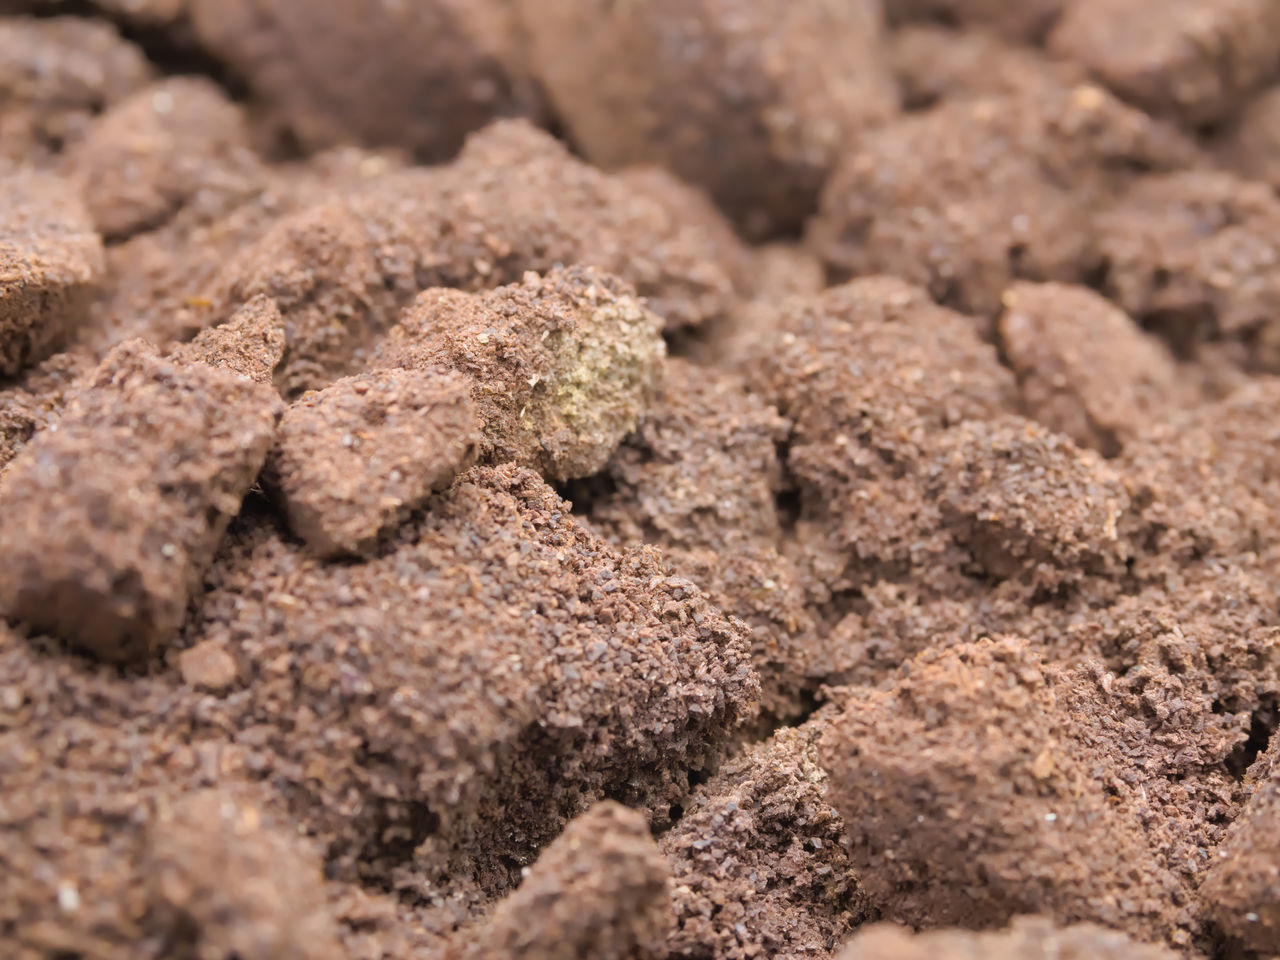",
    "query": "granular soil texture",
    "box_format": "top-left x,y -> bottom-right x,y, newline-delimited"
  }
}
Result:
9,3 -> 1280,960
